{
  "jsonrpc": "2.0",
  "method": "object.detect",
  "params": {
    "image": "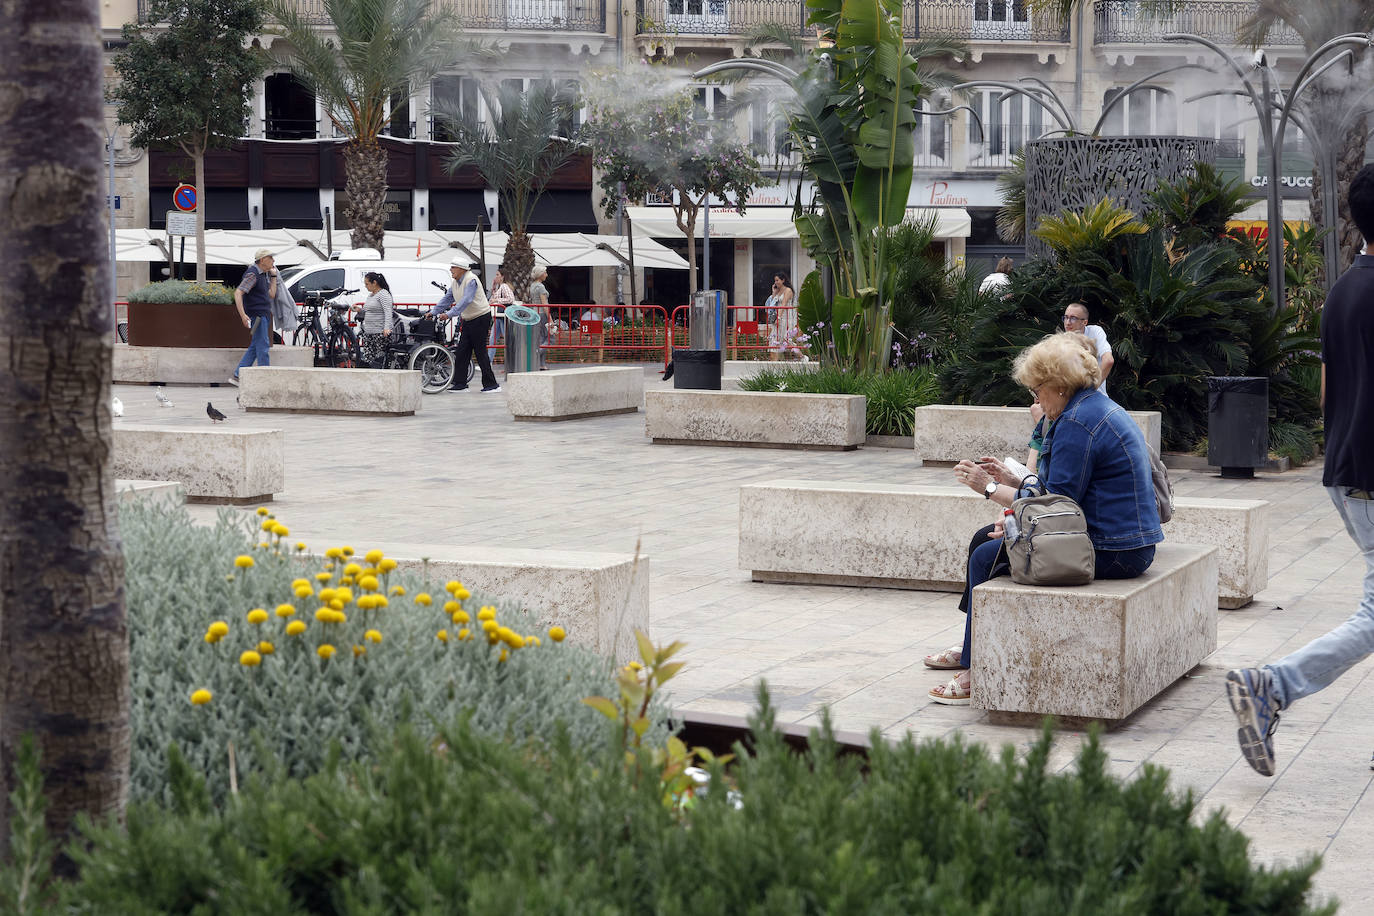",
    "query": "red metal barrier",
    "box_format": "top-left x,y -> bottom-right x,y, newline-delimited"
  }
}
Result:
666,304 -> 802,362
532,305 -> 671,365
